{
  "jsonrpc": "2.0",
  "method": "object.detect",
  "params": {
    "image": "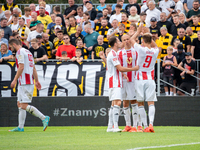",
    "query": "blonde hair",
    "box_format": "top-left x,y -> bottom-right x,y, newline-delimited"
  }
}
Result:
167,46 -> 173,51
1,43 -> 8,53
39,1 -> 46,7
31,38 -> 38,43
